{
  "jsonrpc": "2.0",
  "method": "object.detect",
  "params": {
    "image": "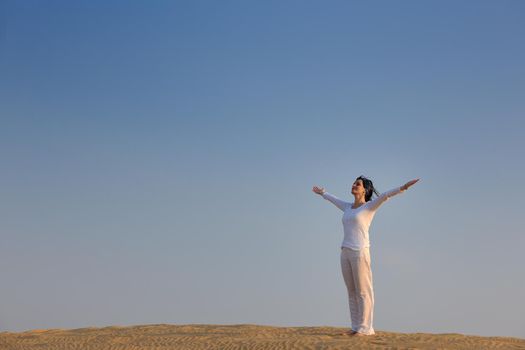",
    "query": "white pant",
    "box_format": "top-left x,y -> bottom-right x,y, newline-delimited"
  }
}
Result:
340,247 -> 375,335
